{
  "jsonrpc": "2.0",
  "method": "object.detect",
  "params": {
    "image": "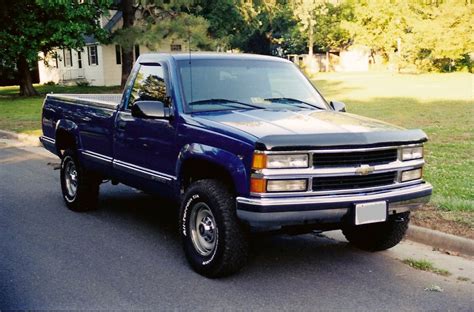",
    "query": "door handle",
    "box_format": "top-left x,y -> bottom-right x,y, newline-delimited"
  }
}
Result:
118,114 -> 134,122
117,121 -> 126,130
117,113 -> 134,130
